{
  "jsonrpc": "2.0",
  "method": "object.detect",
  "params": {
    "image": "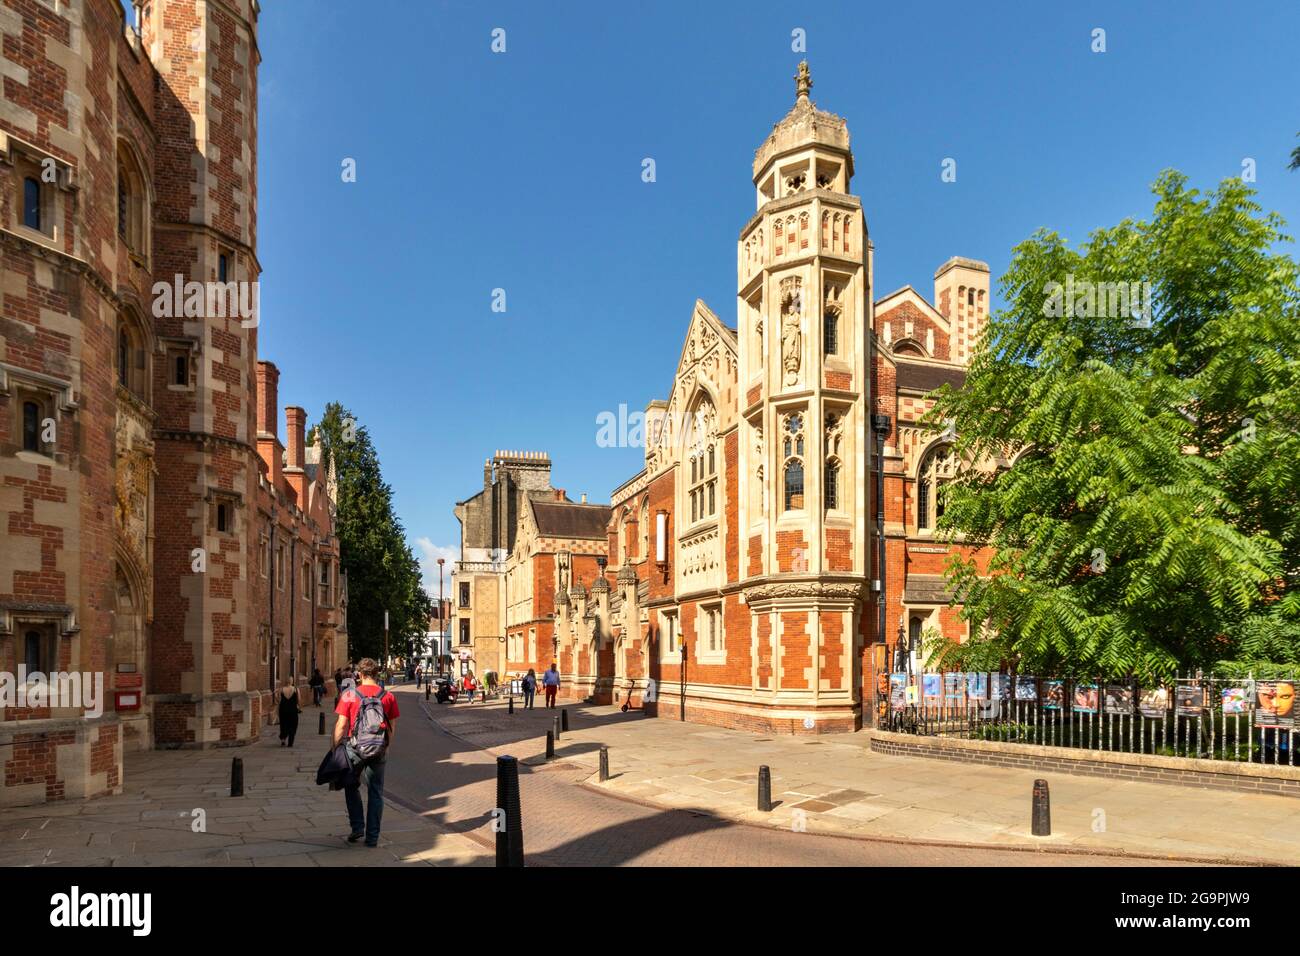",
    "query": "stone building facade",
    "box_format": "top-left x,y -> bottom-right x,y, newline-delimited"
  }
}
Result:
536,65 -> 994,733
452,450 -> 557,677
0,0 -> 341,807
503,496 -> 611,692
